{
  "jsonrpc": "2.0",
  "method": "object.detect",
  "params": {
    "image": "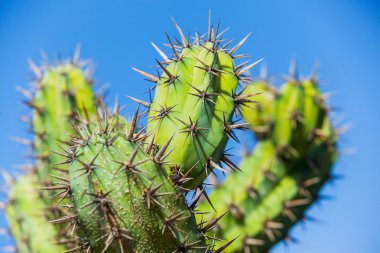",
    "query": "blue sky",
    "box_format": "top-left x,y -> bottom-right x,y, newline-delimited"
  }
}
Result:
1,1 -> 380,252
